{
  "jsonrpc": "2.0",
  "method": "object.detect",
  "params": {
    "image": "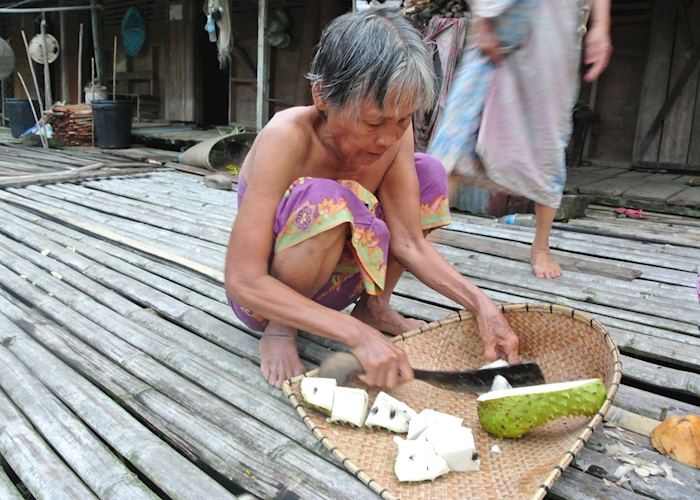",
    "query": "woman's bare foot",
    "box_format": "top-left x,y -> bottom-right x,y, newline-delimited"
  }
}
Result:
259,322 -> 307,387
531,247 -> 562,279
351,295 -> 426,336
